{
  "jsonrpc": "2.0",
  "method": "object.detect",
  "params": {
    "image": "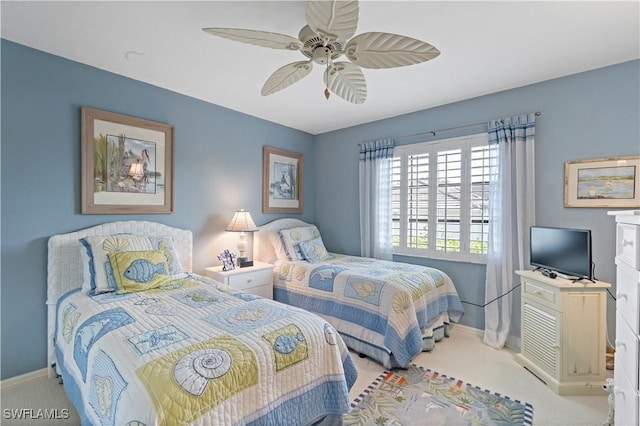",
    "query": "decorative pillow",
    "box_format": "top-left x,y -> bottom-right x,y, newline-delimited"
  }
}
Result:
80,234 -> 185,295
298,236 -> 330,262
108,250 -> 171,294
277,226 -> 321,261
